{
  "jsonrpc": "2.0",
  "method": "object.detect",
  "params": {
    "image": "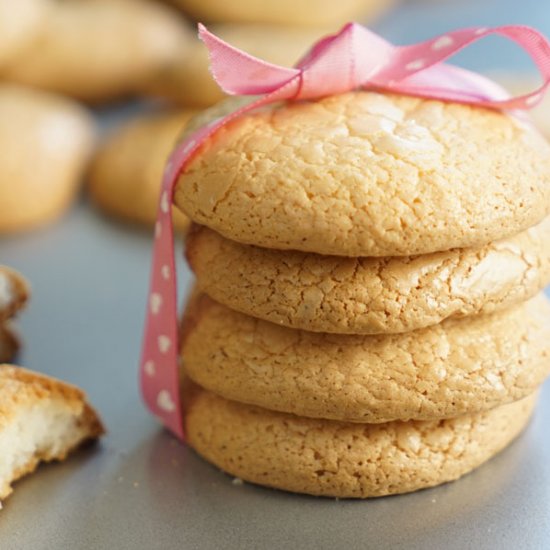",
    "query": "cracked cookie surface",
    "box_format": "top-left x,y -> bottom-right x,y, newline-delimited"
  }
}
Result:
184,382 -> 537,498
186,217 -> 550,334
175,91 -> 550,256
181,293 -> 550,423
